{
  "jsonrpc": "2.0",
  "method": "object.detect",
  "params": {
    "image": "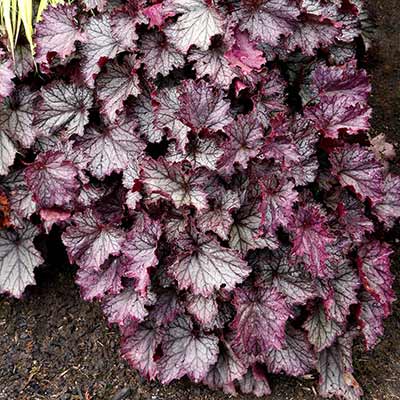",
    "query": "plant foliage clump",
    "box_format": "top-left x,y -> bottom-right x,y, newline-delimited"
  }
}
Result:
0,0 -> 399,398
